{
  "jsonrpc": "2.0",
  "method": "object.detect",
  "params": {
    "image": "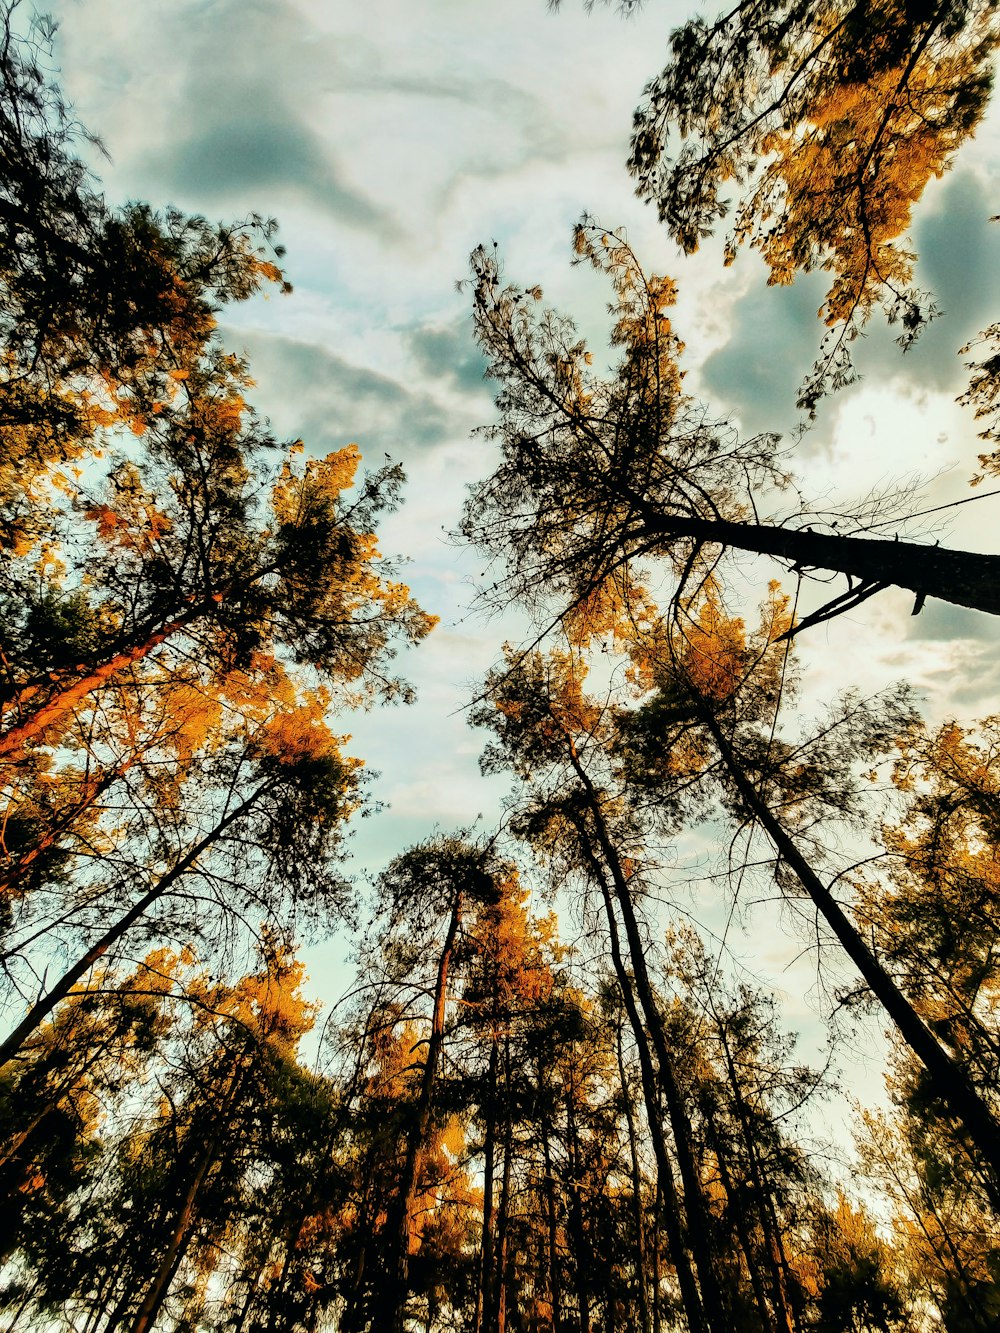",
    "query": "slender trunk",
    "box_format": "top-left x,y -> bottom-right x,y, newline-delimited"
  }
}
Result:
232,1258 -> 268,1333
616,1022 -> 652,1333
699,705 -> 1000,1197
3,1272 -> 44,1332
0,604 -> 204,760
495,1052 -> 513,1333
341,1142 -> 383,1333
651,1183 -> 662,1333
129,1065 -> 246,1333
477,1037 -> 500,1333
608,869 -> 729,1333
0,779 -> 272,1067
703,1106 -> 773,1333
867,1130 -> 991,1333
565,1074 -> 590,1333
128,1147 -> 214,1333
382,887 -> 463,1333
715,1025 -> 799,1333
566,752 -> 729,1333
539,1116 -> 562,1332
586,851 -> 706,1333
0,757 -> 134,898
0,555 -> 281,759
638,510 -> 1000,619
2,1030 -> 127,1170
